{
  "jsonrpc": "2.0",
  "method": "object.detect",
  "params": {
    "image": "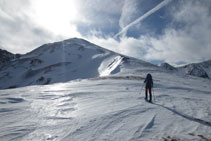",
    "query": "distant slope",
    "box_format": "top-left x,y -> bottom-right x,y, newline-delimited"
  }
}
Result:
160,61 -> 211,79
0,38 -> 155,89
160,62 -> 177,71
178,60 -> 211,79
0,49 -> 14,67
